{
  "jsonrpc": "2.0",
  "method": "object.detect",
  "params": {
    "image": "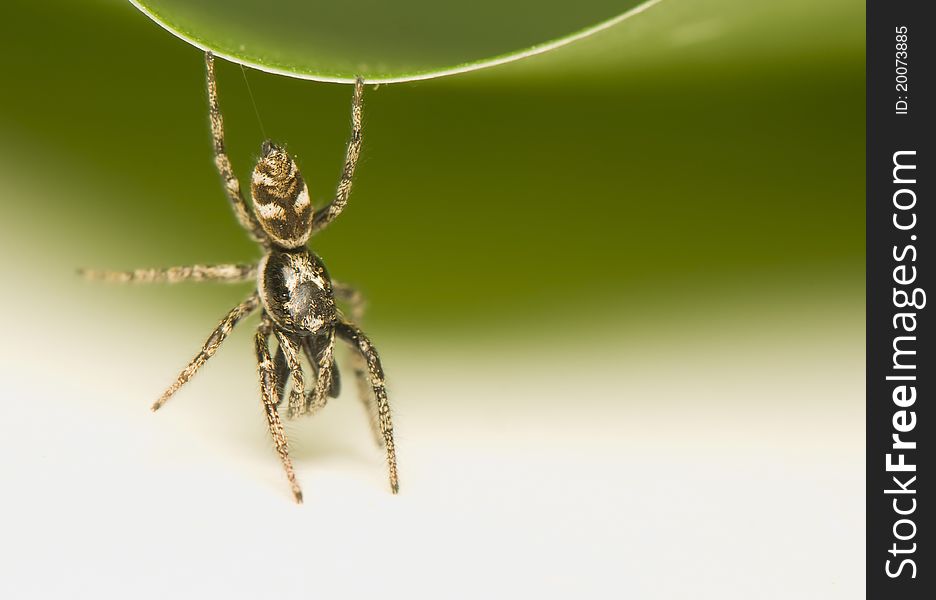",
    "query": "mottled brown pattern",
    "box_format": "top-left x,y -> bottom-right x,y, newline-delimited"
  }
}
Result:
250,145 -> 313,248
